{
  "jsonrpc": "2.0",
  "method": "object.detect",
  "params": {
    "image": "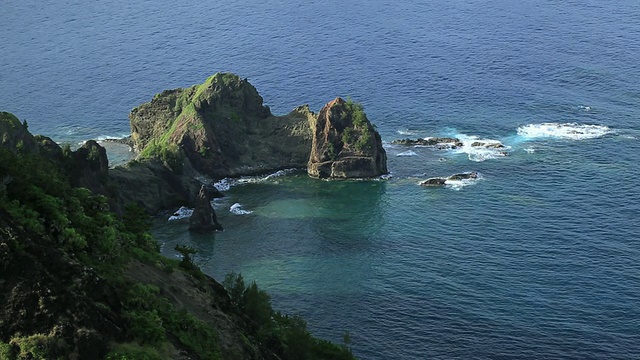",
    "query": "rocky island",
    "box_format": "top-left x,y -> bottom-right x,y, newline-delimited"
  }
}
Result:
307,98 -> 387,179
